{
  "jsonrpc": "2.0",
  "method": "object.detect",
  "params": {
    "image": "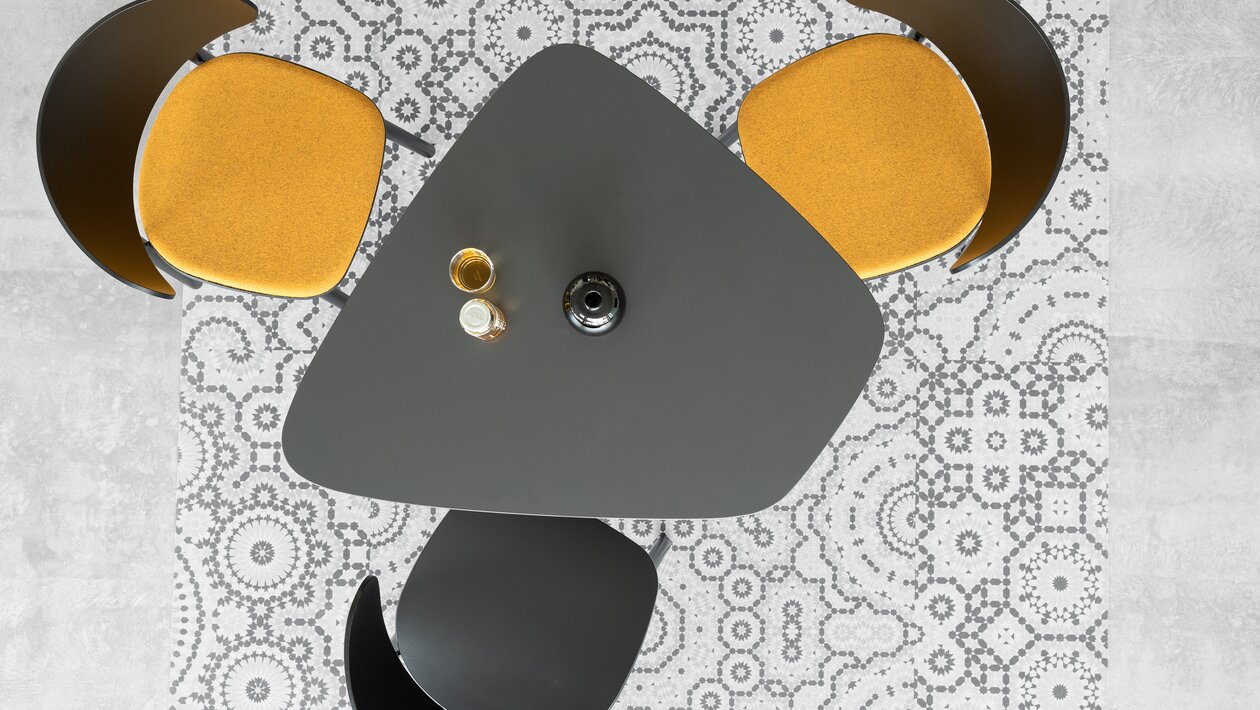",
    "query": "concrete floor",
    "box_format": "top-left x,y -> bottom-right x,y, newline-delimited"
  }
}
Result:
1,0 -> 1257,707
0,1 -> 181,707
1109,1 -> 1260,707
